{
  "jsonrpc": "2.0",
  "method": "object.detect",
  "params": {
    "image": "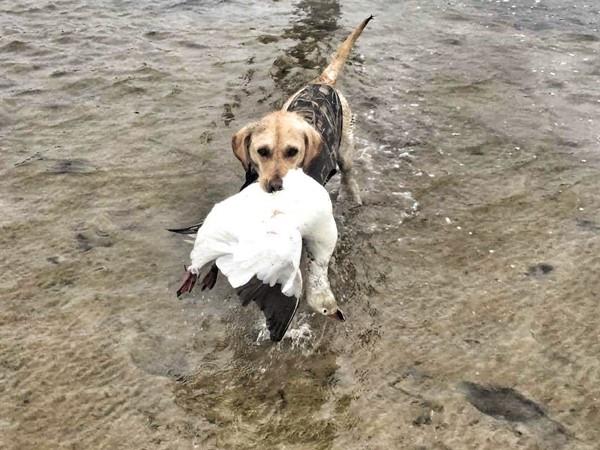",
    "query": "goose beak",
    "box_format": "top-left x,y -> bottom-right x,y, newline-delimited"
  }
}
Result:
328,309 -> 346,321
